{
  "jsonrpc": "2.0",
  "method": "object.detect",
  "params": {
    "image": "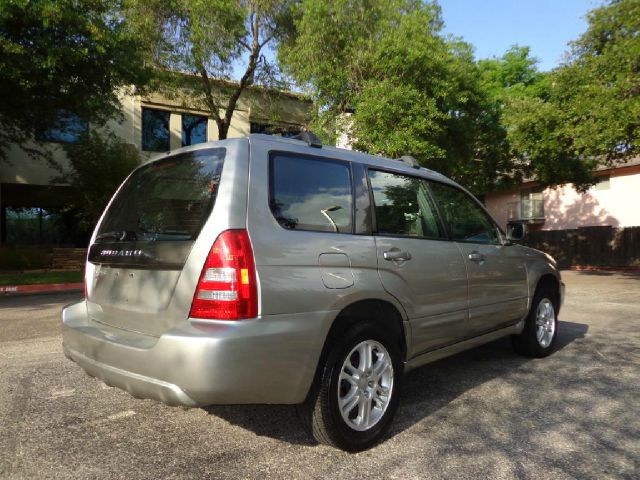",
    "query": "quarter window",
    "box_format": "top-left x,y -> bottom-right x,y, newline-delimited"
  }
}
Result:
270,154 -> 353,233
368,170 -> 443,238
142,108 -> 170,152
429,182 -> 500,244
